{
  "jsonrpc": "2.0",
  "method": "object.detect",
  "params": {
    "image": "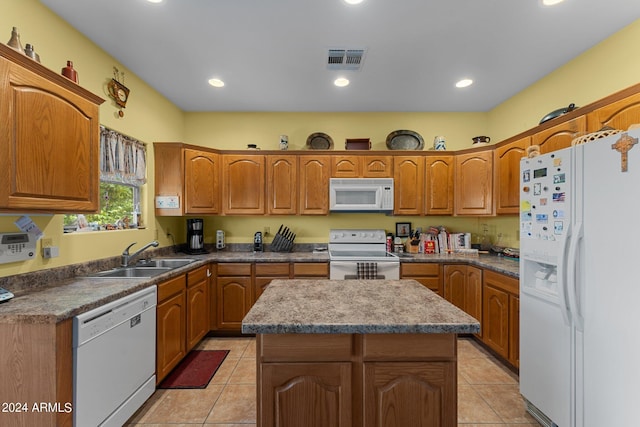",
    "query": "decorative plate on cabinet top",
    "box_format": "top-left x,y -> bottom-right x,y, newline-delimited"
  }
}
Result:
385,130 -> 424,150
306,132 -> 334,150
